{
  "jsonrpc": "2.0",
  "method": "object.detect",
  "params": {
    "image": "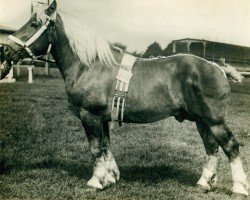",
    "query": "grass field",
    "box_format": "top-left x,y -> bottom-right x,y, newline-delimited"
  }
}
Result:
0,75 -> 249,200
